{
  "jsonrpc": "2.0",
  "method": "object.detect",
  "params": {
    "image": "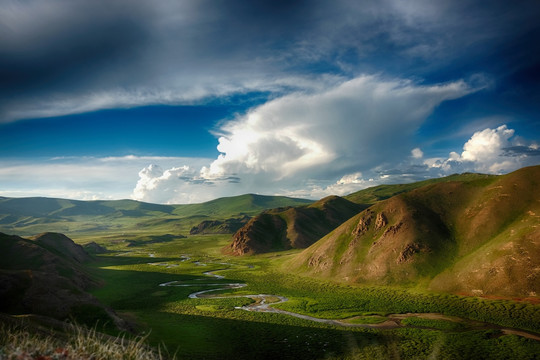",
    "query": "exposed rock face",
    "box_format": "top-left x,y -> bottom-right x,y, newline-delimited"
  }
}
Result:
227,196 -> 364,255
352,211 -> 372,237
396,243 -> 427,264
375,212 -> 387,230
190,216 -> 250,235
229,214 -> 287,255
